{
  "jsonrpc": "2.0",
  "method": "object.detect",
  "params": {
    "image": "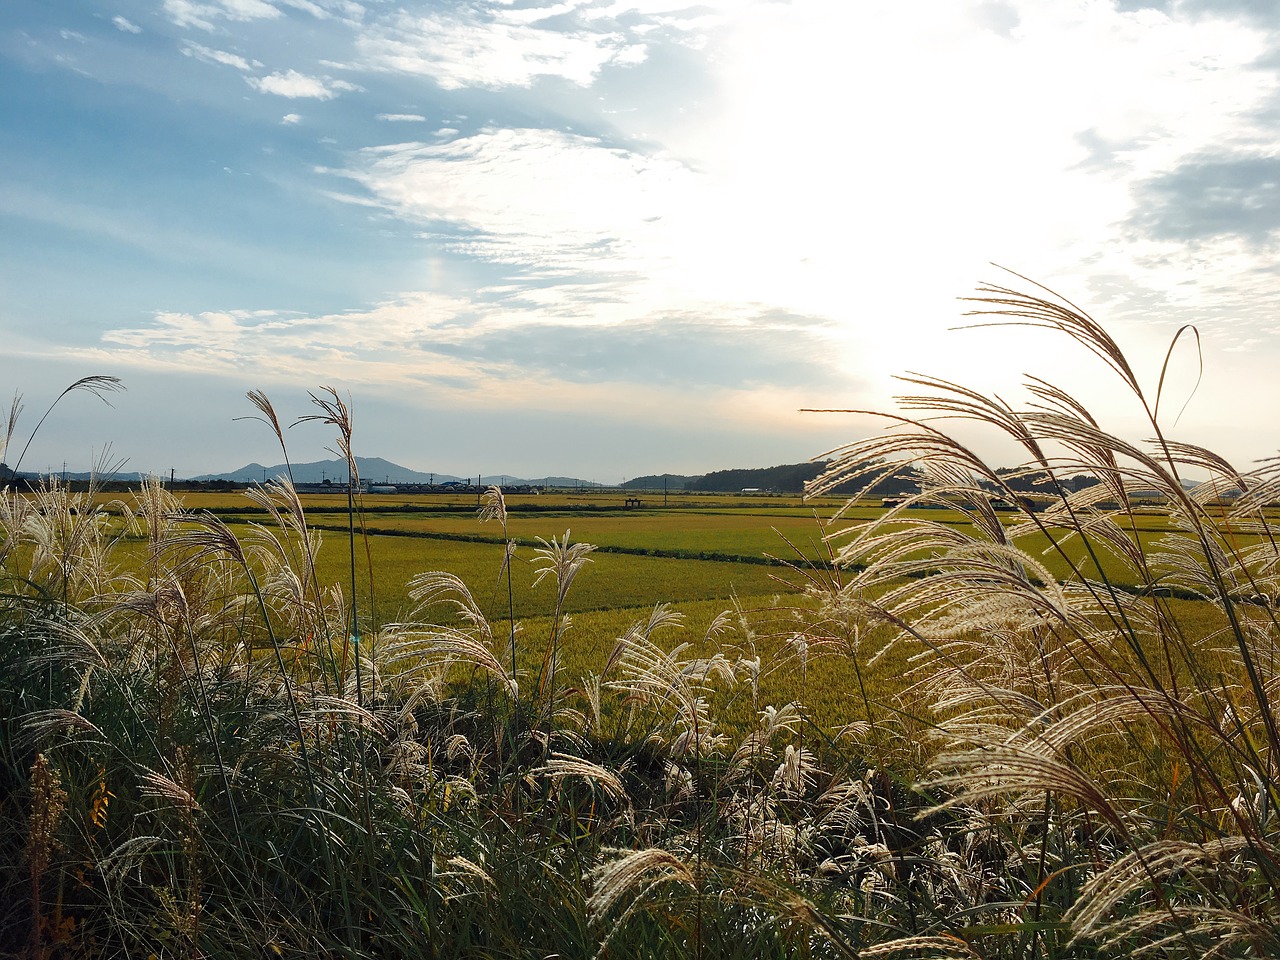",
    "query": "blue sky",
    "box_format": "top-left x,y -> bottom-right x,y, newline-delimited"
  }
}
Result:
4,0 -> 1280,480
